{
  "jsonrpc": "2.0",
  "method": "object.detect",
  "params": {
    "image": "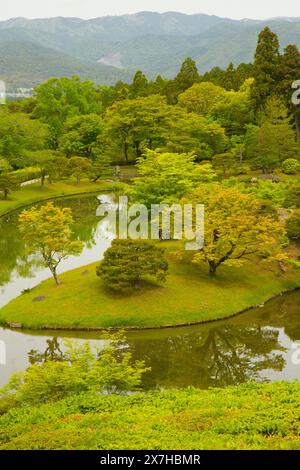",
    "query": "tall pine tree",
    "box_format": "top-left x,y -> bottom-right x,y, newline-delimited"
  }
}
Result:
277,45 -> 300,139
251,27 -> 280,110
175,58 -> 200,94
